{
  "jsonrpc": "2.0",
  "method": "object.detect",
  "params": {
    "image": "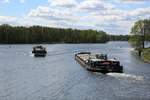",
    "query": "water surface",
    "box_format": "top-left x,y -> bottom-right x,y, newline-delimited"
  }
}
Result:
0,42 -> 150,100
